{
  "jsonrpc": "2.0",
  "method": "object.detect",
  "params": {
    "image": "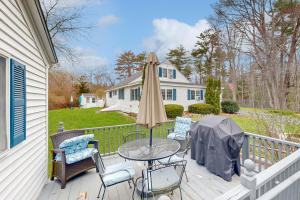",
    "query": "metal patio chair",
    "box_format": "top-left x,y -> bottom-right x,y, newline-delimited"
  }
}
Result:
158,135 -> 190,181
92,152 -> 136,200
134,160 -> 187,200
